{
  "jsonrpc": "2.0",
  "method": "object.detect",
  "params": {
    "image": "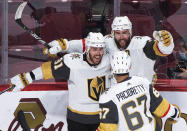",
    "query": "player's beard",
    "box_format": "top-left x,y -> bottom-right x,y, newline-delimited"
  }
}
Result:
114,37 -> 131,50
88,52 -> 103,66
